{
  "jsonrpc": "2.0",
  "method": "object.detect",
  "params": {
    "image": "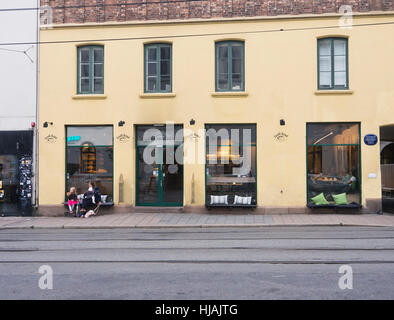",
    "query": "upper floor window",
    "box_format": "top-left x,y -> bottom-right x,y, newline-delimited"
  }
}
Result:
215,41 -> 244,92
144,43 -> 172,93
78,45 -> 104,94
318,38 -> 348,90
